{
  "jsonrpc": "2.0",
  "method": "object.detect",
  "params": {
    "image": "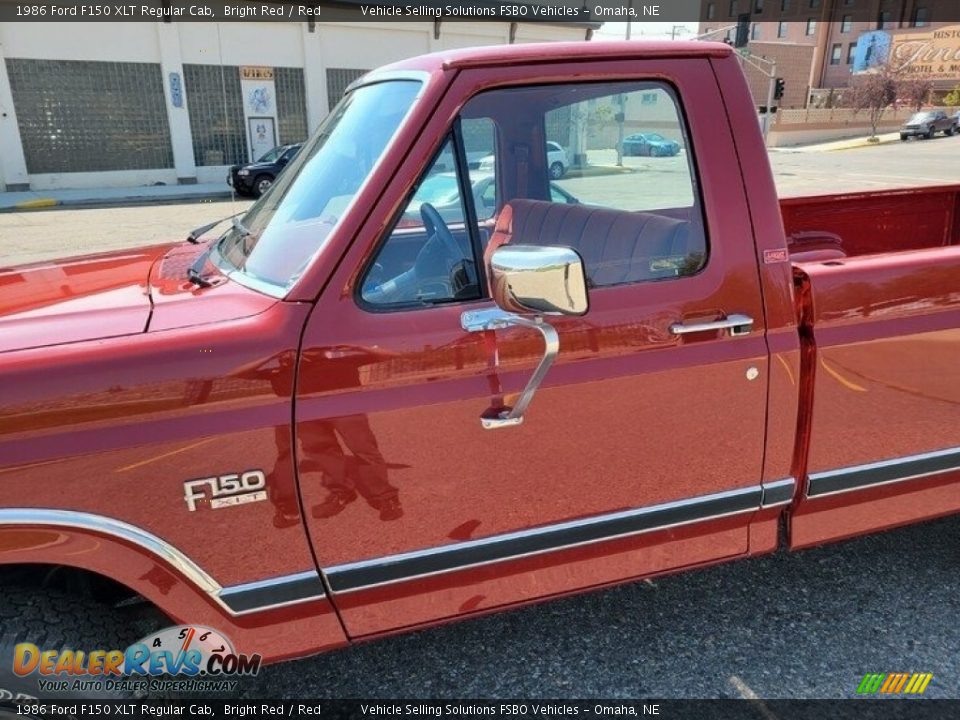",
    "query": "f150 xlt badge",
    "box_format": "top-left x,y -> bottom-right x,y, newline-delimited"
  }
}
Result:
183,470 -> 267,512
